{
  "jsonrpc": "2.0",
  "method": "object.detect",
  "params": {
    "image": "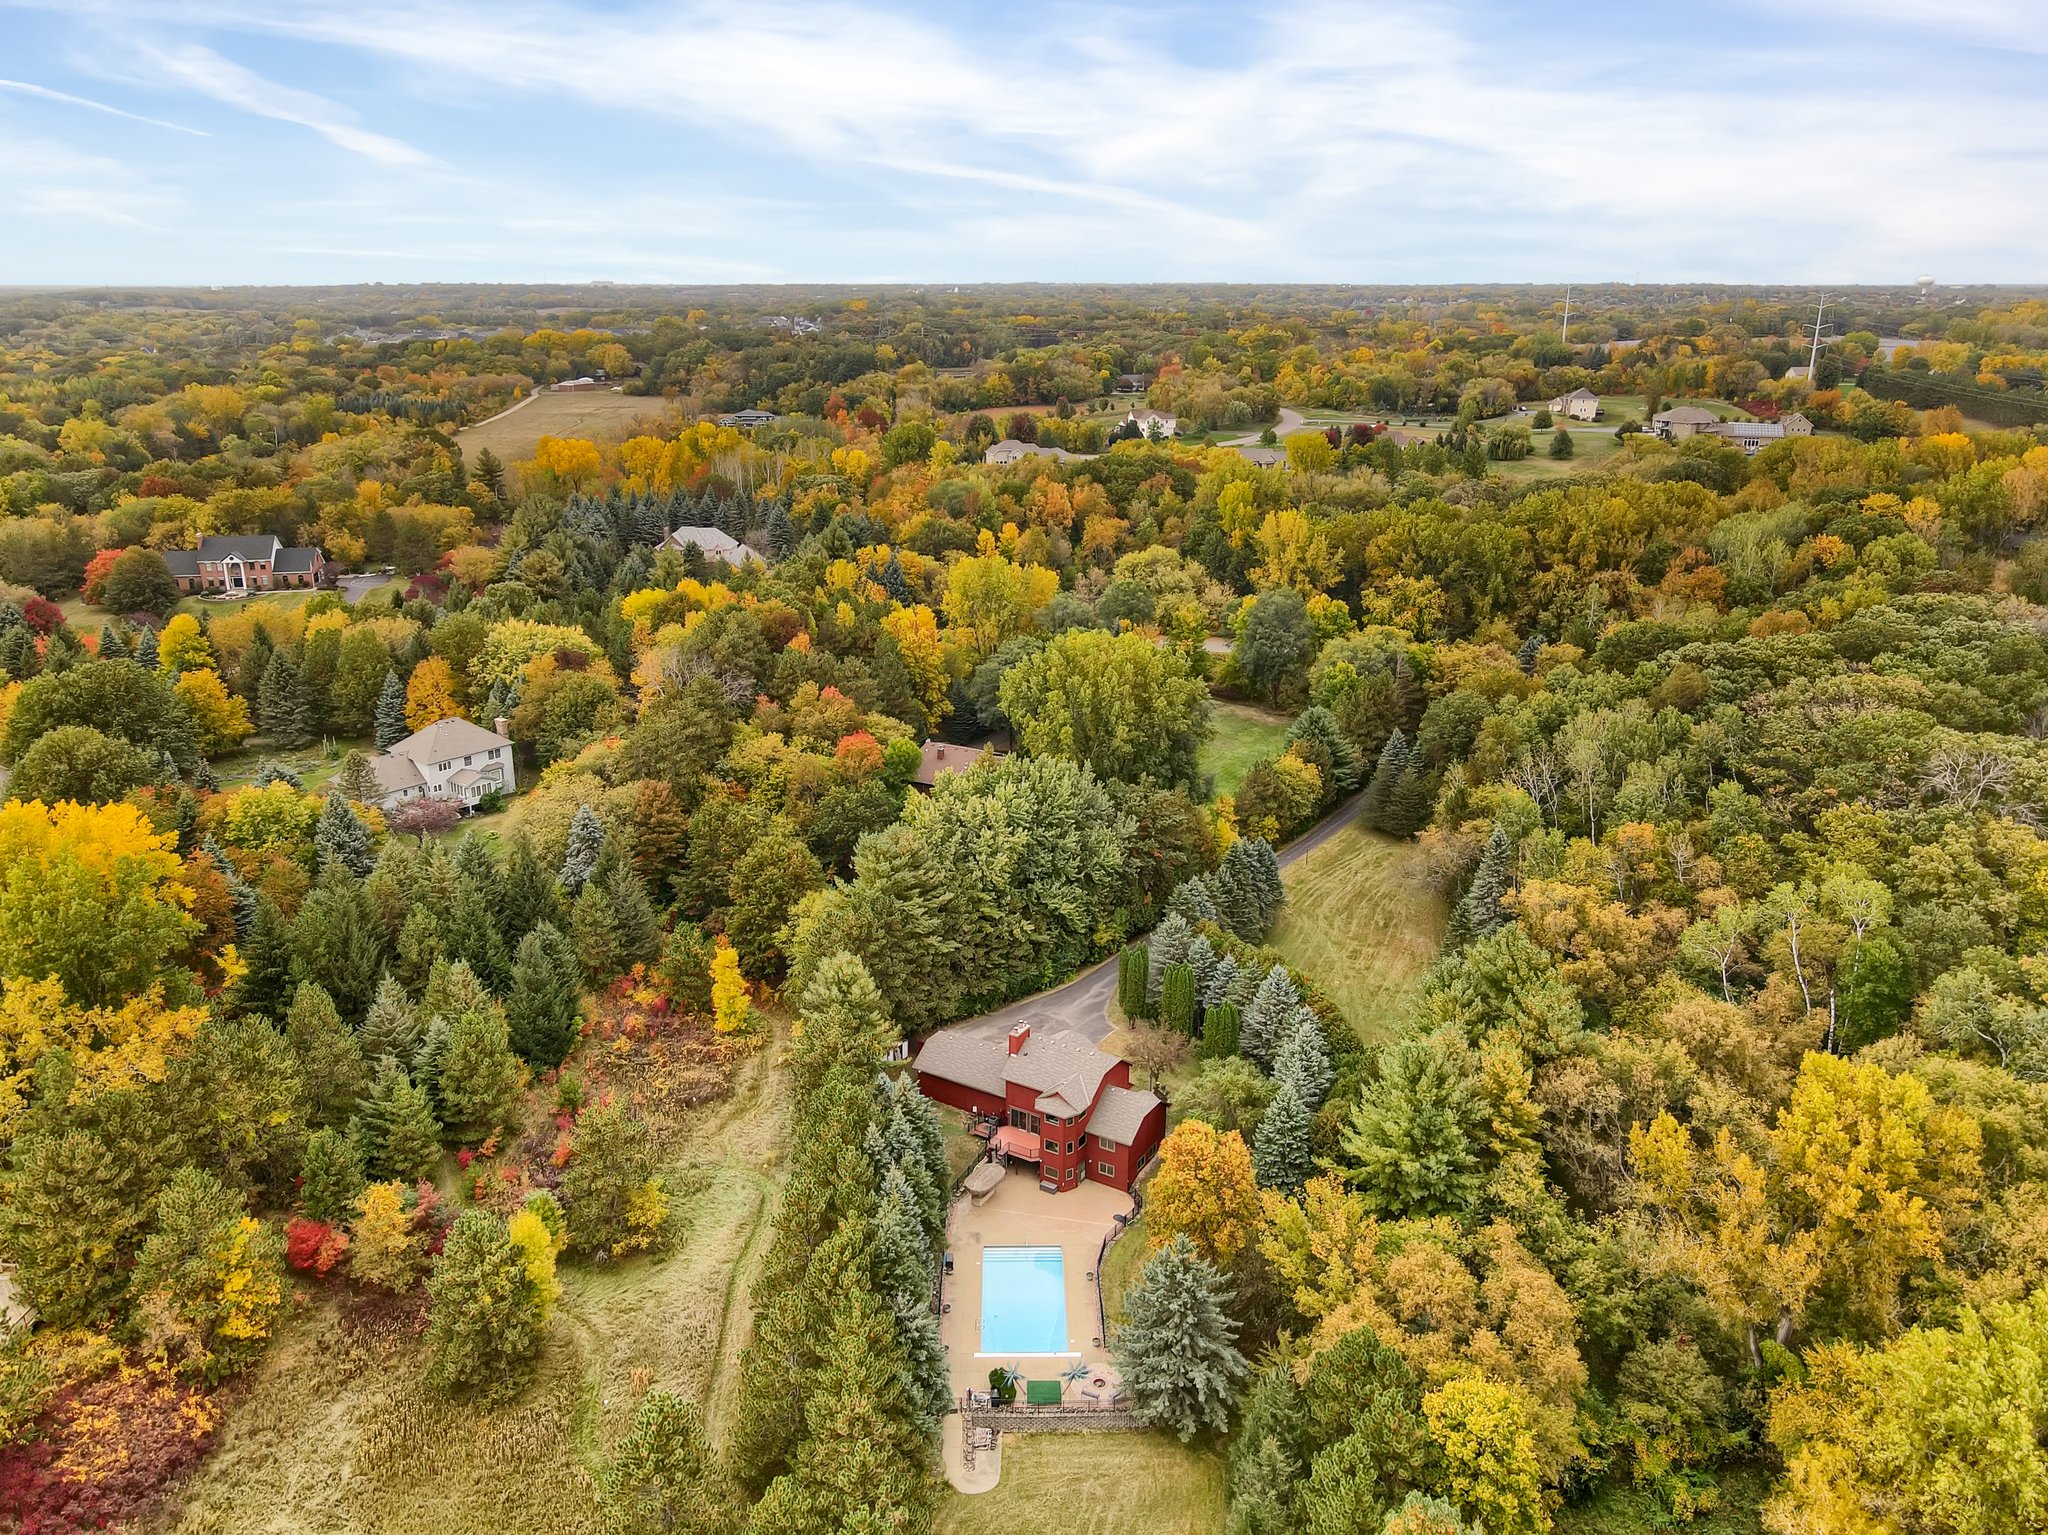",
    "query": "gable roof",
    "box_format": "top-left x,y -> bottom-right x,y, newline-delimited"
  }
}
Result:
162,550 -> 200,578
1085,1084 -> 1161,1145
660,525 -> 761,563
1653,405 -> 1721,426
1560,387 -> 1600,400
367,751 -> 425,795
913,1023 -> 1121,1120
195,534 -> 284,562
389,716 -> 510,765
